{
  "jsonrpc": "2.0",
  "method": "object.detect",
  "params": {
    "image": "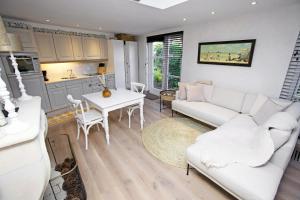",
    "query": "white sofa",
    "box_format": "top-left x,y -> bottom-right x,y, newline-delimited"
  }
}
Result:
172,85 -> 300,200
